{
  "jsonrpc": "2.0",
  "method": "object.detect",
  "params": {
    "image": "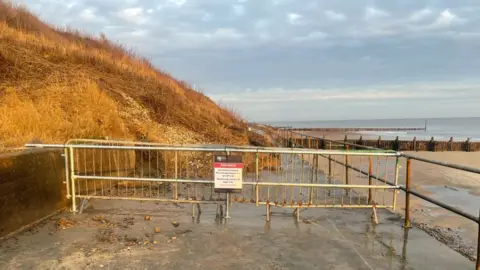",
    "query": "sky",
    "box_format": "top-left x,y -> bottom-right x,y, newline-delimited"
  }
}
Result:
16,0 -> 480,122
